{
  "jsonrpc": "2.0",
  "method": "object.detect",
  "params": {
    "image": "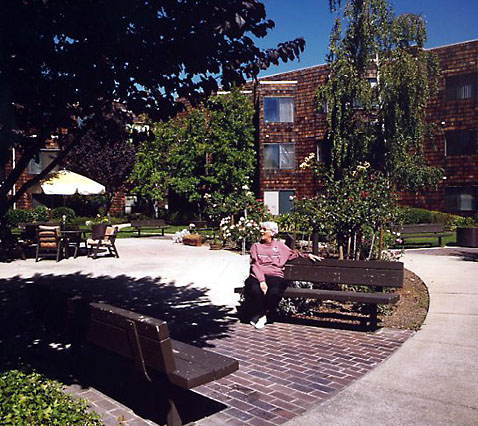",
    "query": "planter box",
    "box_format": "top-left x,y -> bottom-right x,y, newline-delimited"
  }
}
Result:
209,243 -> 223,250
456,227 -> 478,248
182,234 -> 203,246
